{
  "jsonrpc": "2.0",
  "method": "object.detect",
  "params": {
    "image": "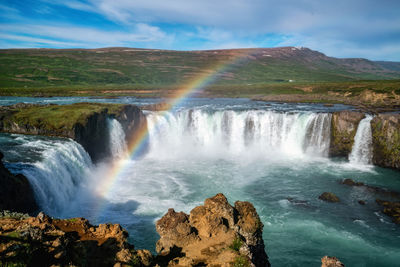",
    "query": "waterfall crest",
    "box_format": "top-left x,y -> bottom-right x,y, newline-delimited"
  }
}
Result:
349,115 -> 374,165
146,110 -> 331,158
